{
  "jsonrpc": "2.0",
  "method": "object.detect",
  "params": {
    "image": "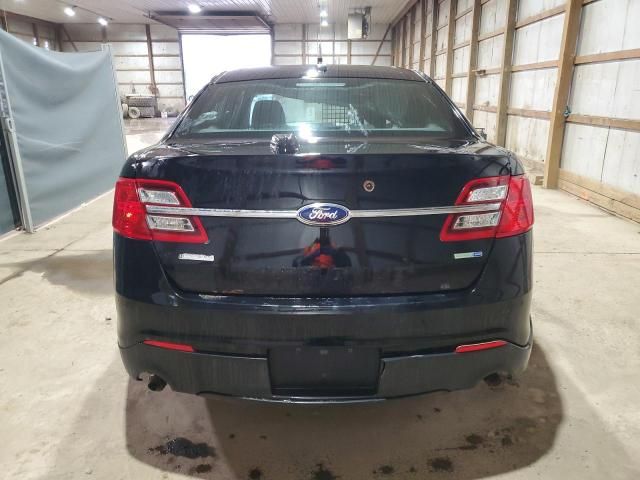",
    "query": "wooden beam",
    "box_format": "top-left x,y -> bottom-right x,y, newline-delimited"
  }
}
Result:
507,107 -> 551,120
444,0 -> 456,94
301,24 -> 307,65
495,0 -> 518,147
465,0 -> 482,120
61,25 -> 78,52
478,28 -> 504,42
400,15 -> 407,68
392,0 -> 420,27
566,114 -> 640,132
453,40 -> 471,50
145,24 -> 158,95
409,4 -> 417,67
474,104 -> 497,113
455,6 -> 474,20
559,169 -> 640,211
418,0 -> 427,70
372,24 -> 392,65
559,170 -> 640,222
575,48 -> 640,65
515,4 -> 566,29
32,23 -> 40,47
429,0 -> 438,77
511,60 -> 558,72
543,0 -> 583,189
